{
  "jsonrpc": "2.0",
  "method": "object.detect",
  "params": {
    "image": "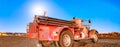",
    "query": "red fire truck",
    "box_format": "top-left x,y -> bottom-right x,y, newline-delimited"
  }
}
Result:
27,15 -> 98,47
